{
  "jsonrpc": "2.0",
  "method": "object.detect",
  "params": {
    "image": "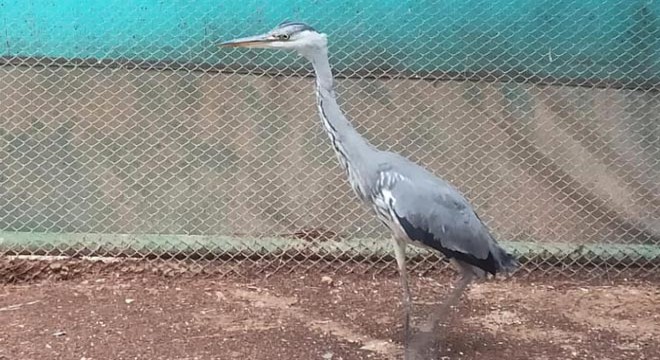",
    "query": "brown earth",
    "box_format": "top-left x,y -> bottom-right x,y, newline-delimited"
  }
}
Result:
0,258 -> 659,360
